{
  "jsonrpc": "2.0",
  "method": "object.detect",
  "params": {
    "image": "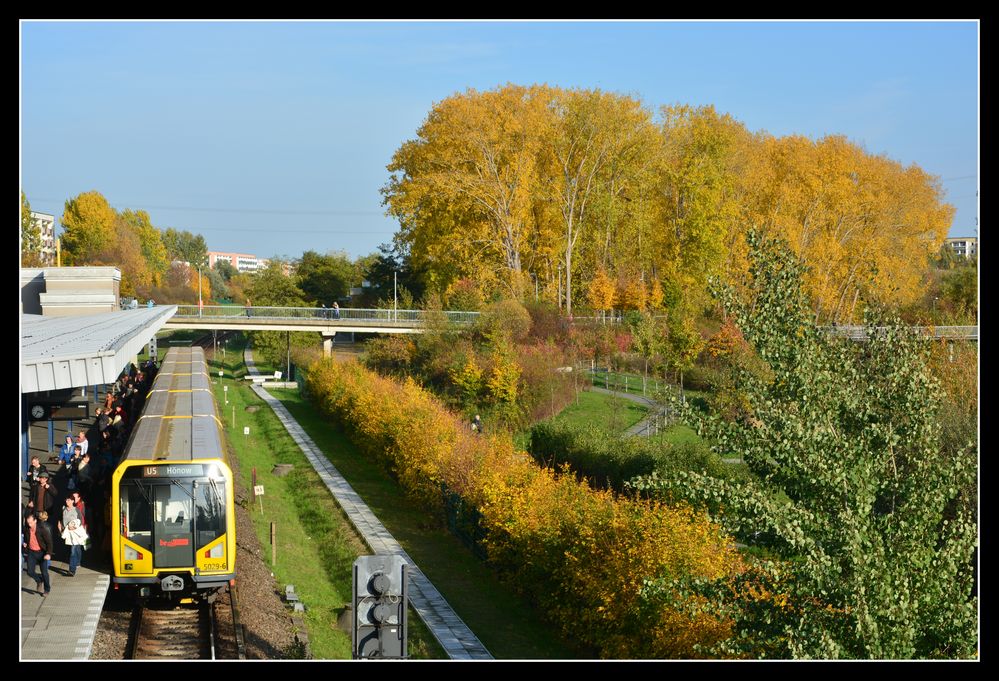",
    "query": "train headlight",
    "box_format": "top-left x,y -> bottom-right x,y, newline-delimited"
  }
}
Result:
124,546 -> 144,560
